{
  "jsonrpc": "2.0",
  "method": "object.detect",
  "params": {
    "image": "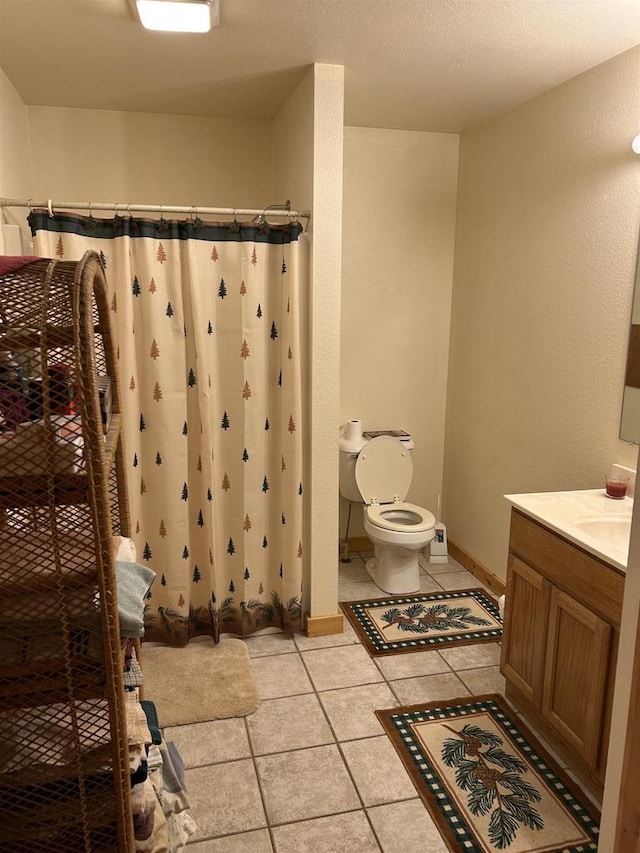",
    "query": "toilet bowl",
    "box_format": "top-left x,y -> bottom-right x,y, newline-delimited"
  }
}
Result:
343,434 -> 436,595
